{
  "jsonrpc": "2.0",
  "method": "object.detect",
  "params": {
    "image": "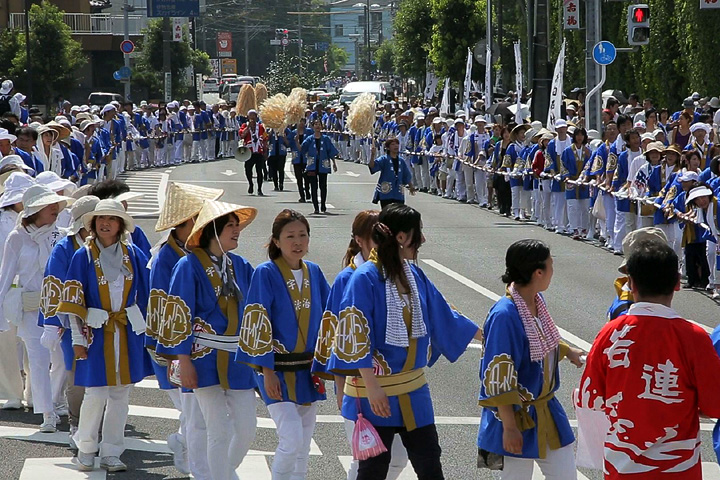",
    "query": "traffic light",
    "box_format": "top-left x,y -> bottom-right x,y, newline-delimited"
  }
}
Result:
275,28 -> 289,36
627,4 -> 650,46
